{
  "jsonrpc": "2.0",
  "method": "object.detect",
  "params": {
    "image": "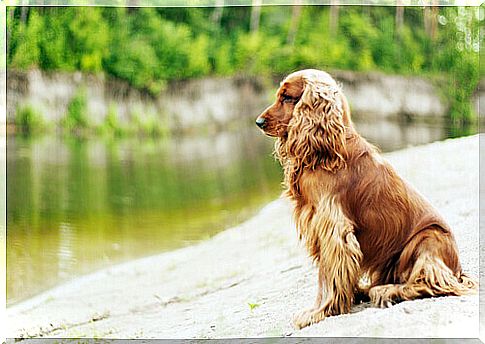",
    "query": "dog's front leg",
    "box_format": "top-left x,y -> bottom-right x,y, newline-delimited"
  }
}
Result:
293,214 -> 362,329
313,265 -> 324,308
